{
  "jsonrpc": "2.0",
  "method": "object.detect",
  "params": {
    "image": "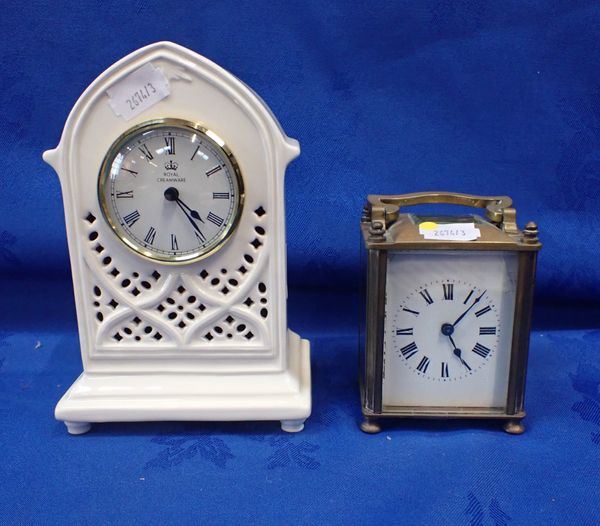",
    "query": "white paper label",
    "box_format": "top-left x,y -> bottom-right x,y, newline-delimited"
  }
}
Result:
418,222 -> 481,241
106,63 -> 170,120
